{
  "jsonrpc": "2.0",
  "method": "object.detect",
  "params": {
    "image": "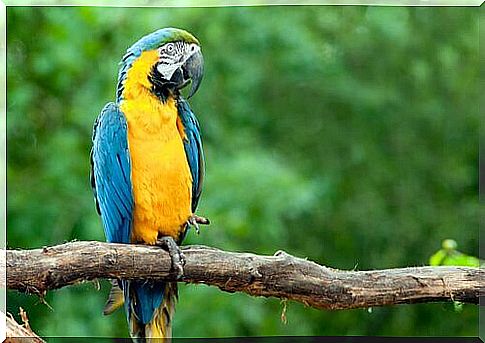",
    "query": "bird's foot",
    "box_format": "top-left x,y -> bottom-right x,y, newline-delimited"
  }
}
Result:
188,214 -> 210,235
155,236 -> 186,279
